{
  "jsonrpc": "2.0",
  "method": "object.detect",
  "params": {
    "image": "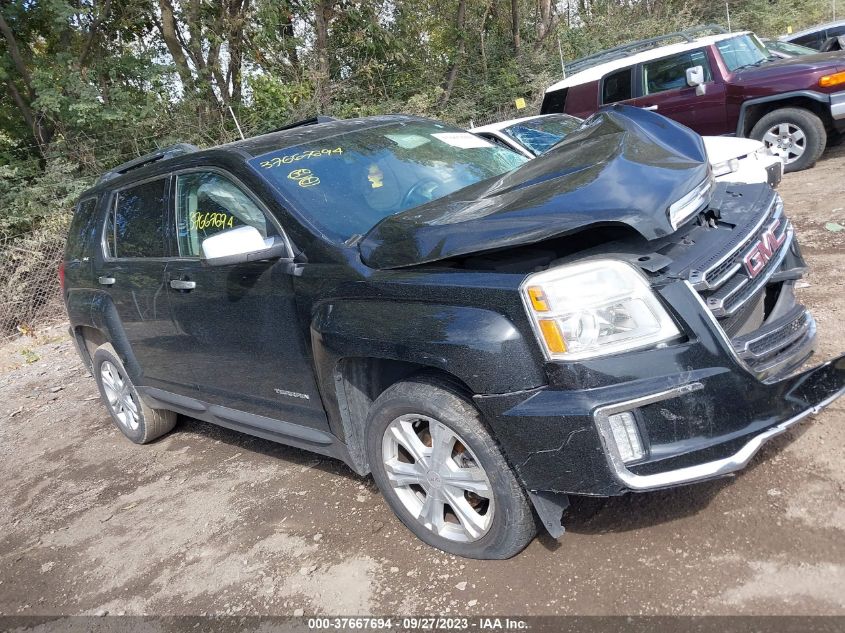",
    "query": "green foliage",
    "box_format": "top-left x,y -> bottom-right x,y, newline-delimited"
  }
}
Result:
0,158 -> 90,236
